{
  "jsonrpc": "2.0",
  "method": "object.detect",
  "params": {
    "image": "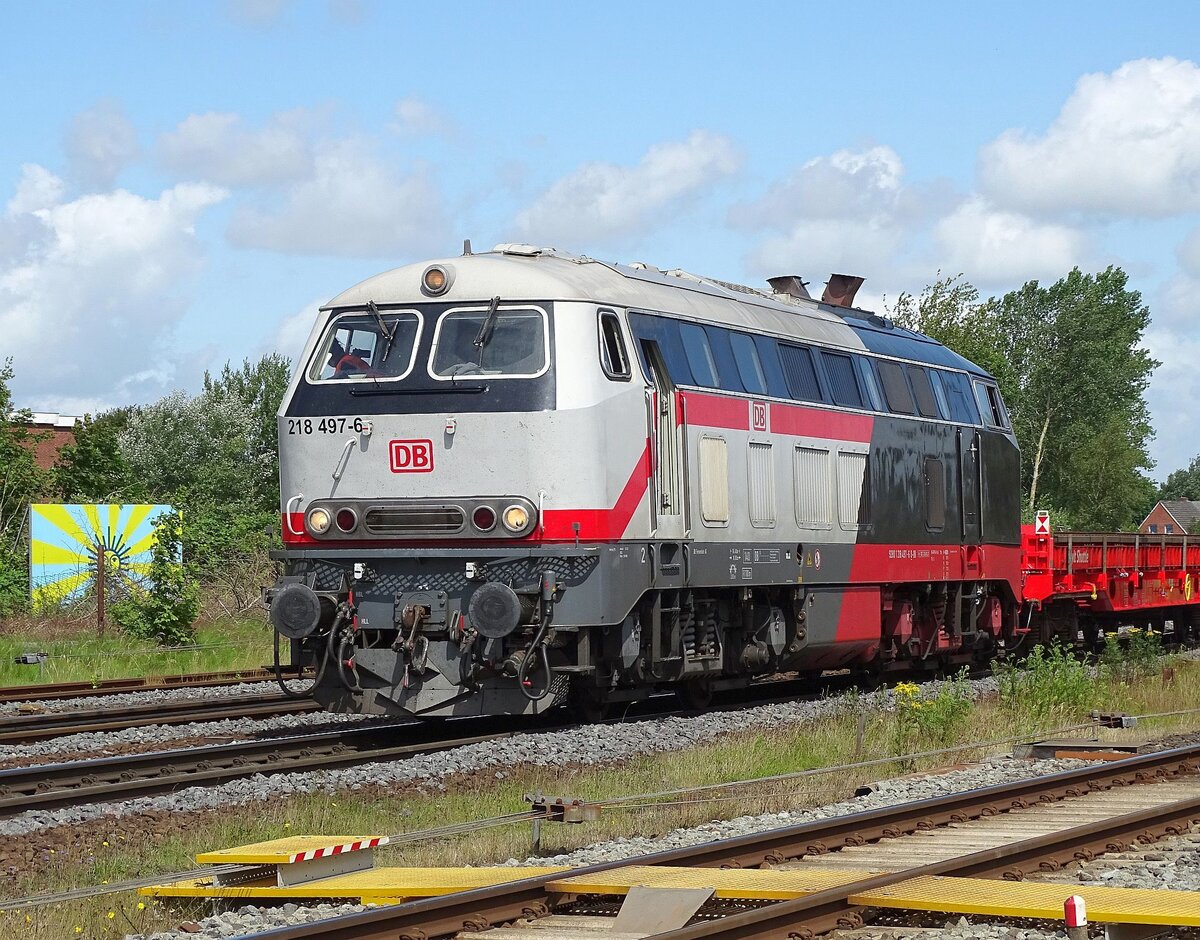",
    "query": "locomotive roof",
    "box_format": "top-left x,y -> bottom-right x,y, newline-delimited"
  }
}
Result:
323,246 -> 990,377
